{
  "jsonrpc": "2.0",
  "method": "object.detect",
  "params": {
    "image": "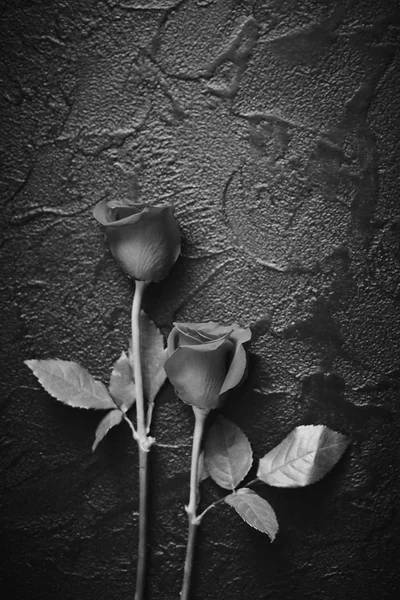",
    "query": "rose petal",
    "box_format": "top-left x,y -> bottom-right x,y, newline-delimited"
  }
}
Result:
174,322 -> 229,346
113,206 -> 145,222
107,200 -> 147,209
179,334 -> 231,352
164,340 -> 233,410
167,326 -> 180,357
185,321 -> 236,340
105,208 -> 147,227
230,325 -> 252,345
220,343 -> 248,395
220,325 -> 251,394
166,324 -> 229,357
93,199 -> 145,227
106,206 -> 181,281
174,324 -> 210,346
93,198 -> 114,226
